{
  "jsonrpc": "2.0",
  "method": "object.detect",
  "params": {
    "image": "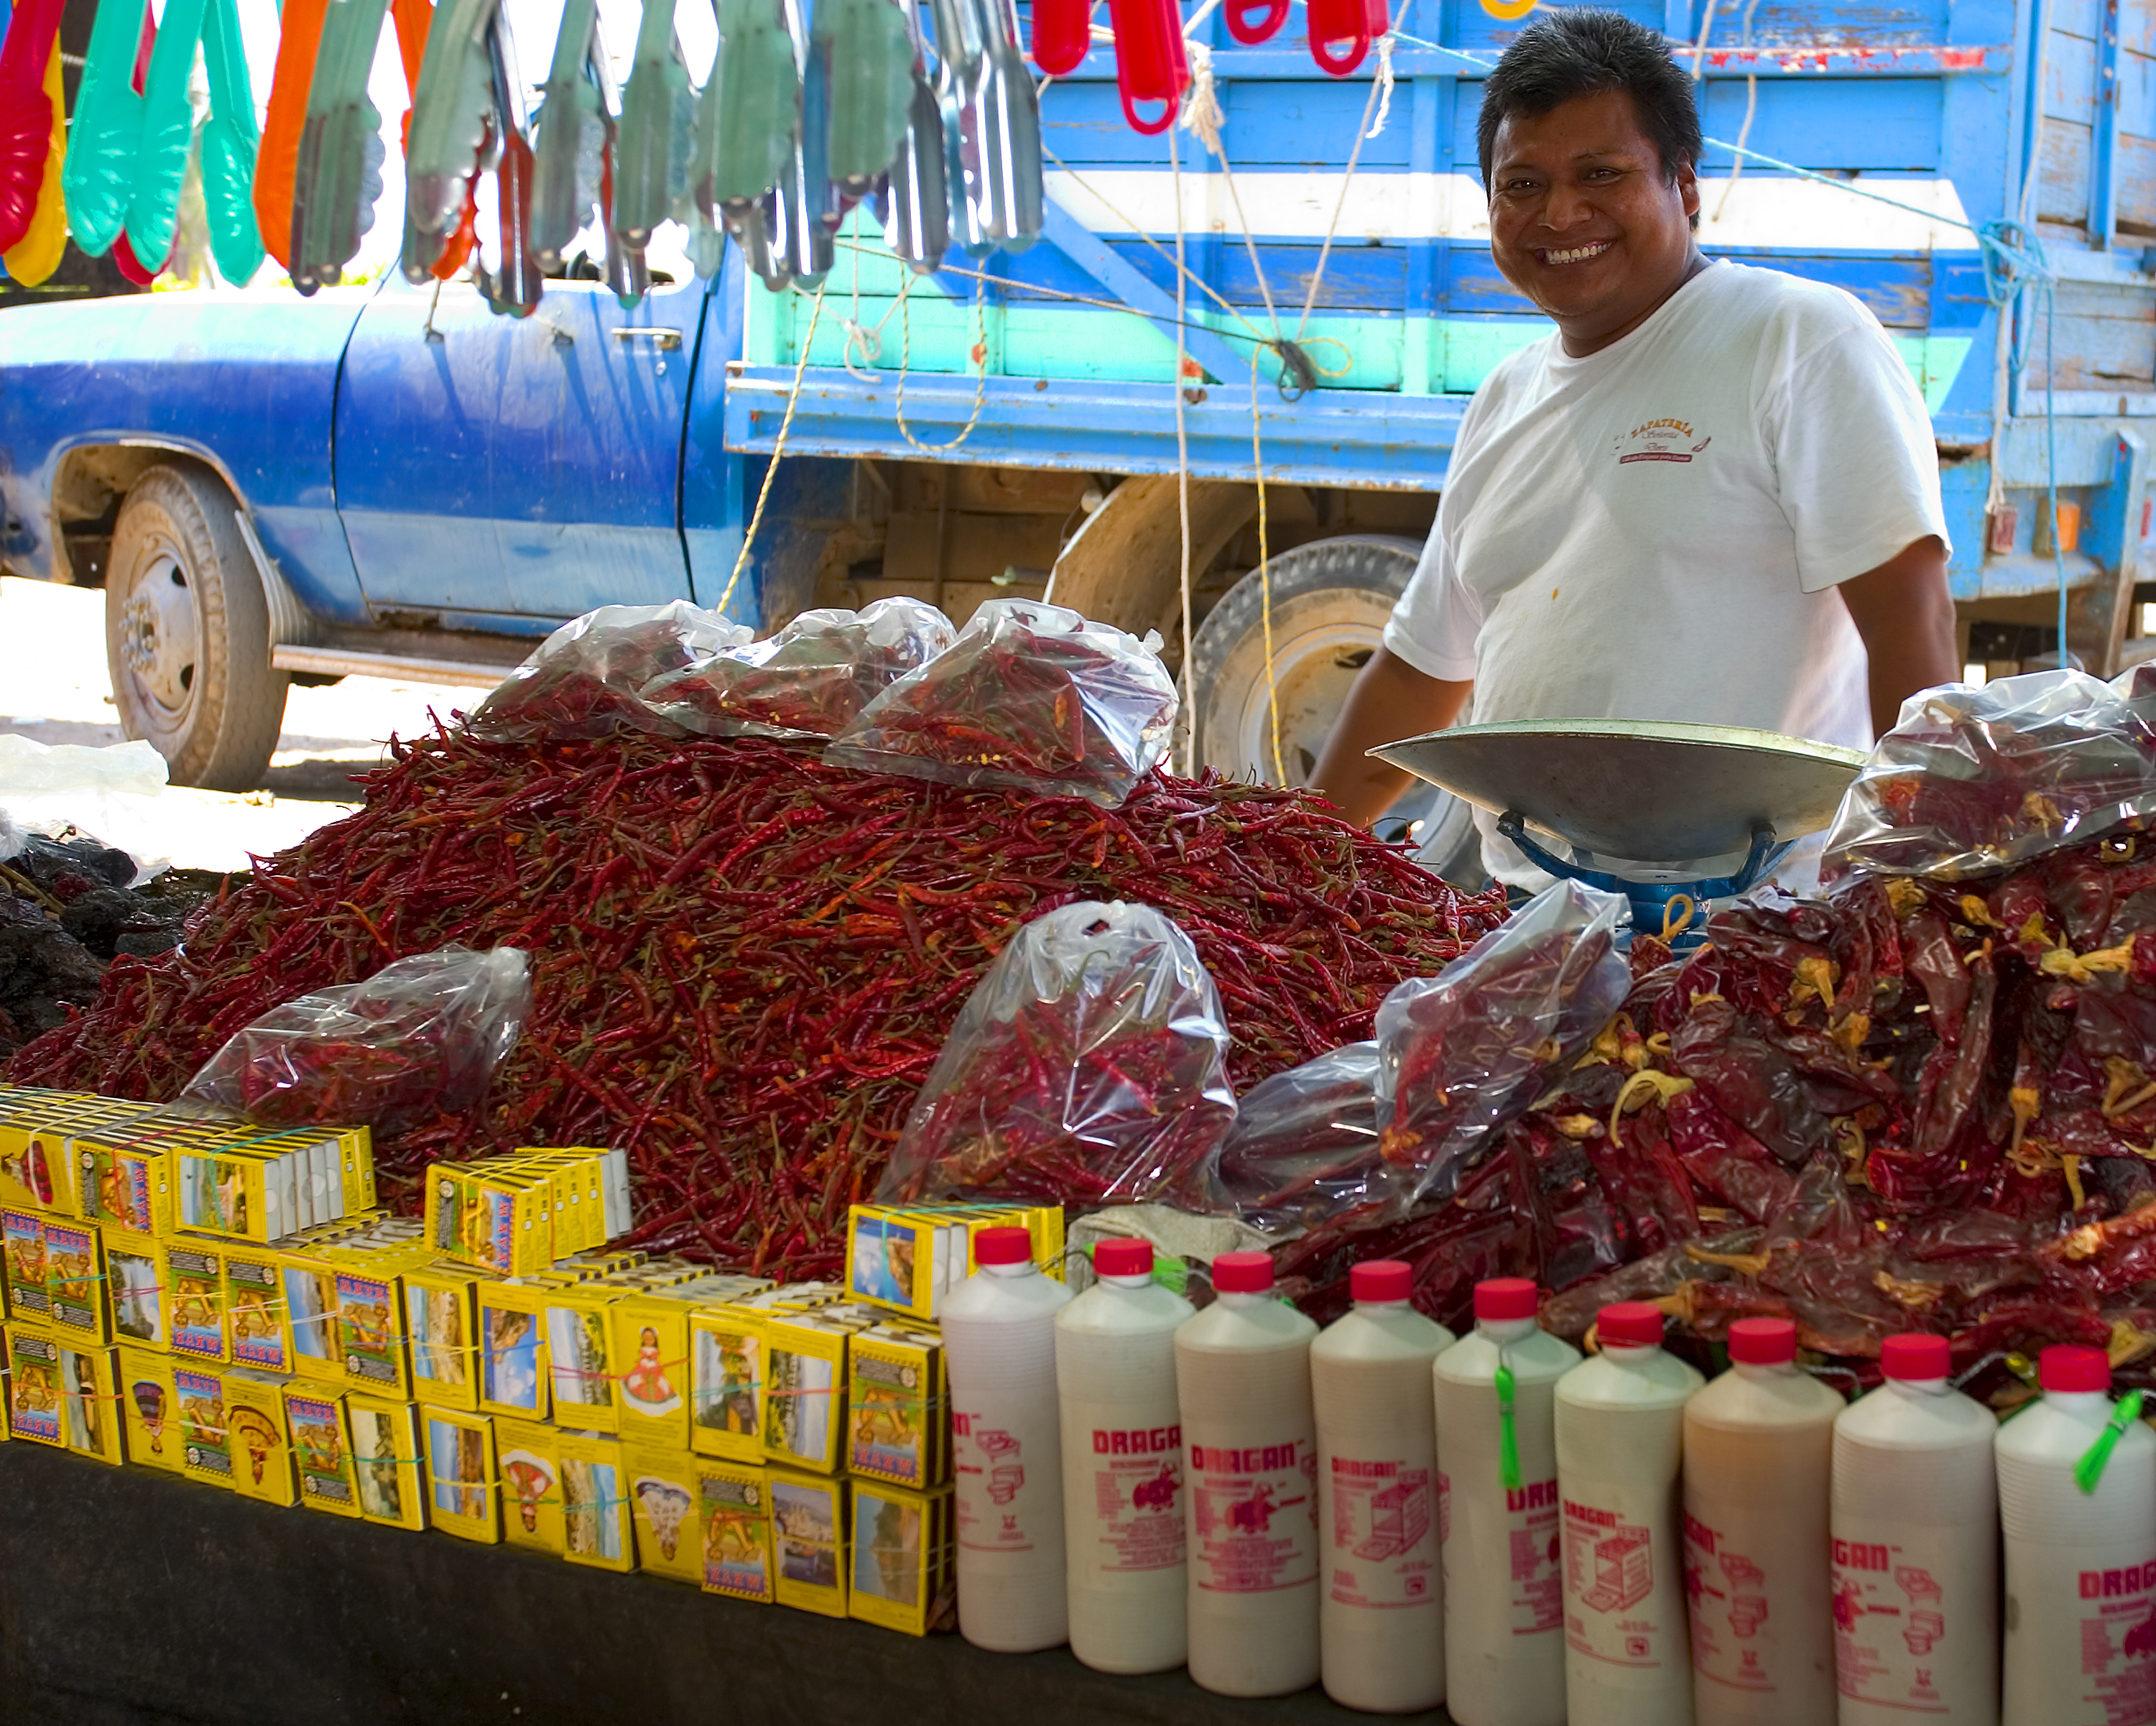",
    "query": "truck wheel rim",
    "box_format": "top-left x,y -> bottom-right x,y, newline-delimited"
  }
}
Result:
118,539 -> 201,722
1226,614 -> 1382,785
